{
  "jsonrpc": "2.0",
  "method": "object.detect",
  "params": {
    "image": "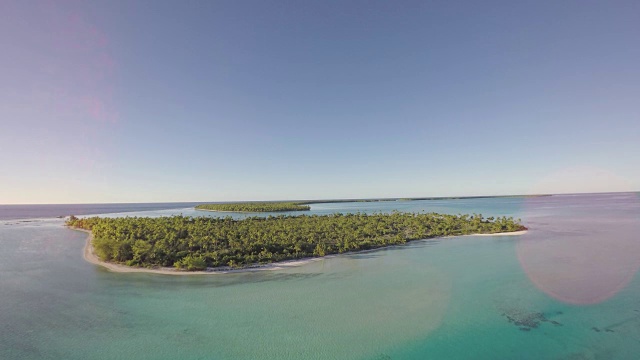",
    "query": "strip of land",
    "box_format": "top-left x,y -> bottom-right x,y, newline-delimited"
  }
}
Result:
195,202 -> 310,213
193,195 -> 551,213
